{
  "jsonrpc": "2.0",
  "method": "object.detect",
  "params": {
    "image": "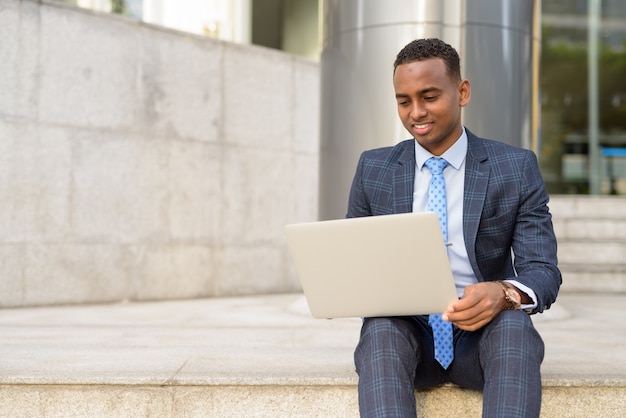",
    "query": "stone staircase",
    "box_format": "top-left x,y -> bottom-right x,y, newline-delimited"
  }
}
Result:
550,196 -> 626,293
0,196 -> 625,417
1,293 -> 624,417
